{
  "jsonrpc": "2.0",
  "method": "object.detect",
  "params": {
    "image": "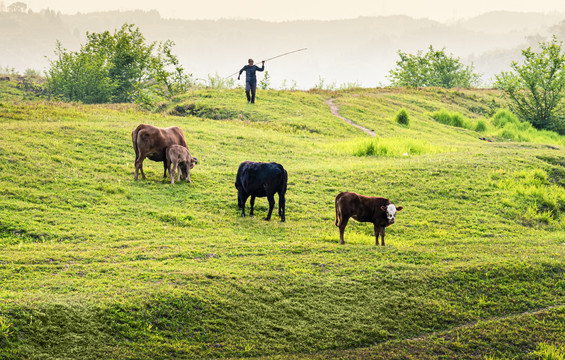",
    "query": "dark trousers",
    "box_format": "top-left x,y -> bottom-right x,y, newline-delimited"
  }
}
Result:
245,80 -> 257,103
